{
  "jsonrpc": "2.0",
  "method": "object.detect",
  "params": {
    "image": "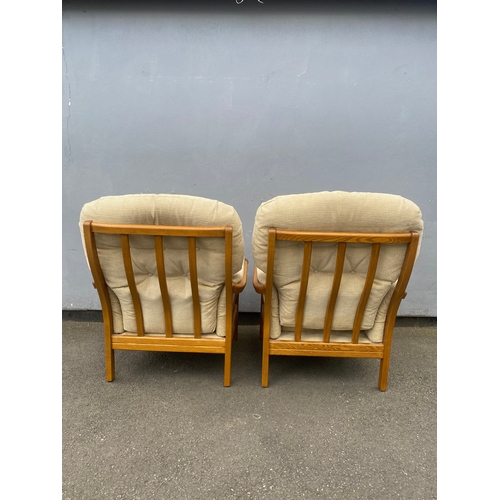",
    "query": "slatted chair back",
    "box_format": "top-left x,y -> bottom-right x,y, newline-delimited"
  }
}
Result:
252,191 -> 423,390
80,194 -> 247,386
